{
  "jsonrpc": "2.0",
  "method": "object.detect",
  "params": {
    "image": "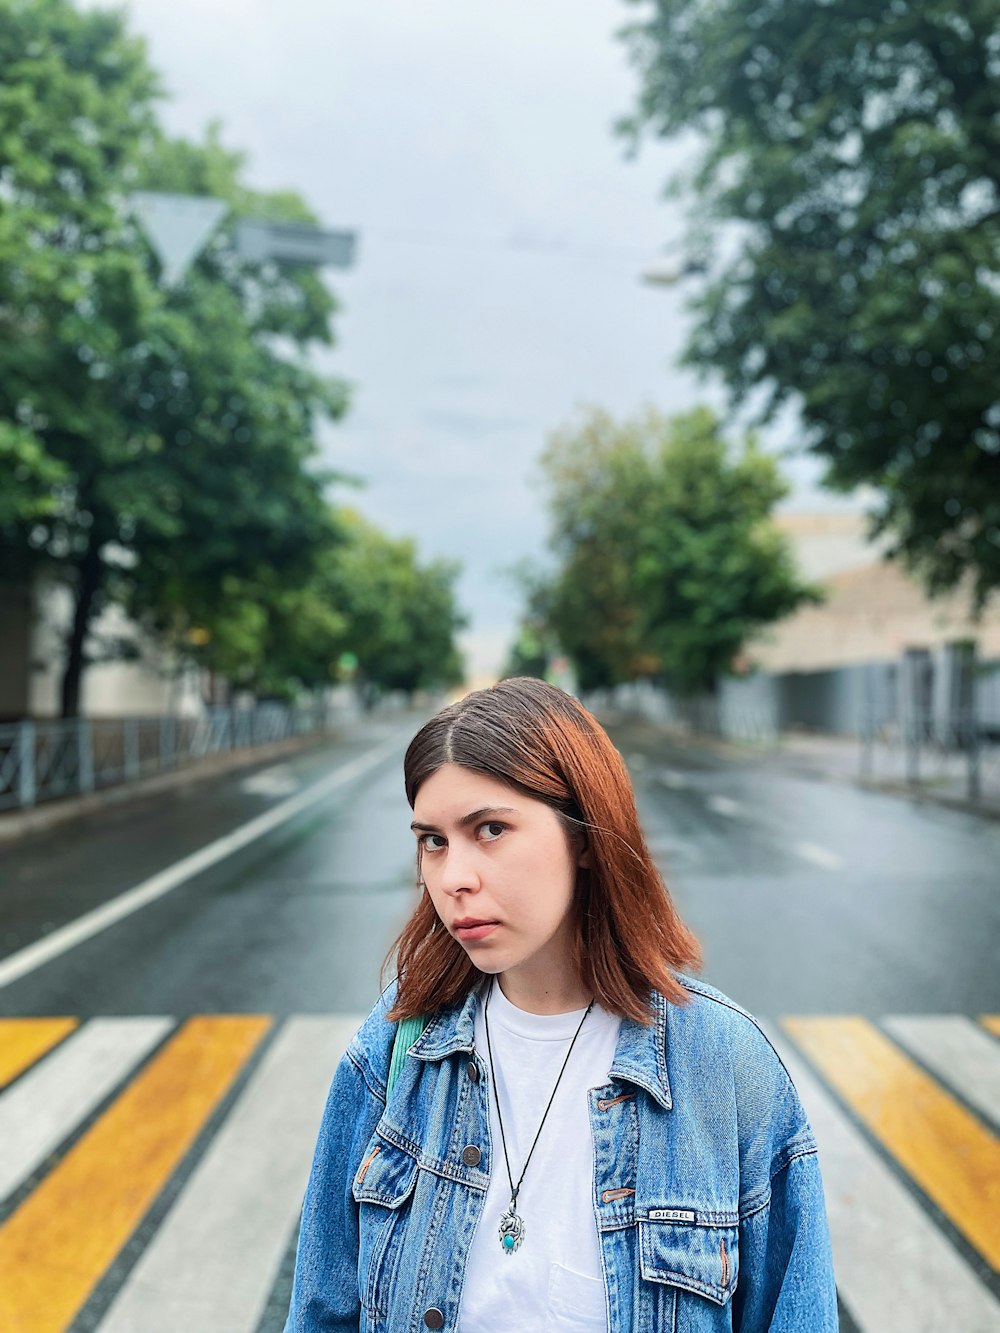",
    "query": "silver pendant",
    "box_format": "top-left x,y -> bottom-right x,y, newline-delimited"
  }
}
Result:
499,1207 -> 525,1254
